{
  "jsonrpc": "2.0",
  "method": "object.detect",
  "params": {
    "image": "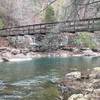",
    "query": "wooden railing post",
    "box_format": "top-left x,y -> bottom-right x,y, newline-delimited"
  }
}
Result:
45,24 -> 46,33
40,25 -> 41,34
88,20 -> 90,31
92,18 -> 94,31
74,20 -> 76,32
33,25 -> 35,34
28,27 -> 30,35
